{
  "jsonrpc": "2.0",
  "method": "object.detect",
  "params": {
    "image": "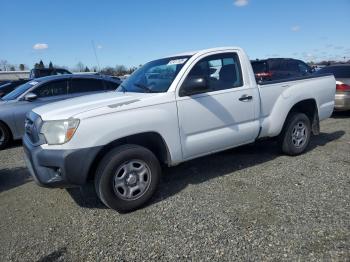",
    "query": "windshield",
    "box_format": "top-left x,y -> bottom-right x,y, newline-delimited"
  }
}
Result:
117,56 -> 191,93
2,81 -> 40,100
